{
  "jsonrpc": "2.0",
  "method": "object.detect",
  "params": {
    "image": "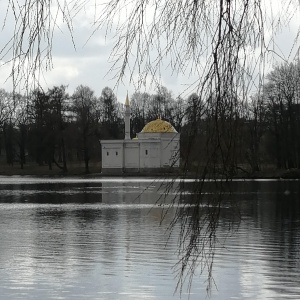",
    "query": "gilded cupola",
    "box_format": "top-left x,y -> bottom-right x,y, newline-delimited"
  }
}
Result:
141,119 -> 177,133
